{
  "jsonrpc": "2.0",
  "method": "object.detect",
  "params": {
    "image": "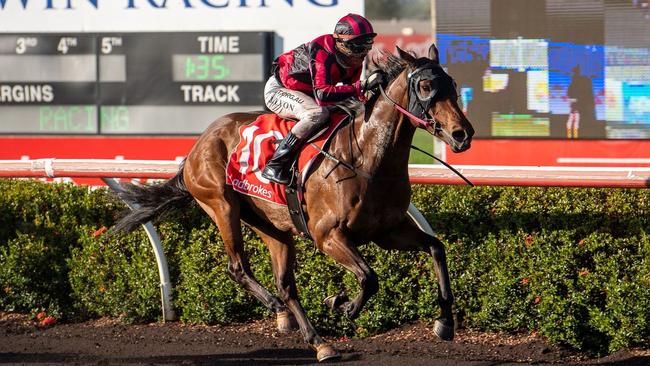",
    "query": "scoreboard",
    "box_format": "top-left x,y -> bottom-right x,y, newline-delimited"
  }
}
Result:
0,32 -> 273,135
